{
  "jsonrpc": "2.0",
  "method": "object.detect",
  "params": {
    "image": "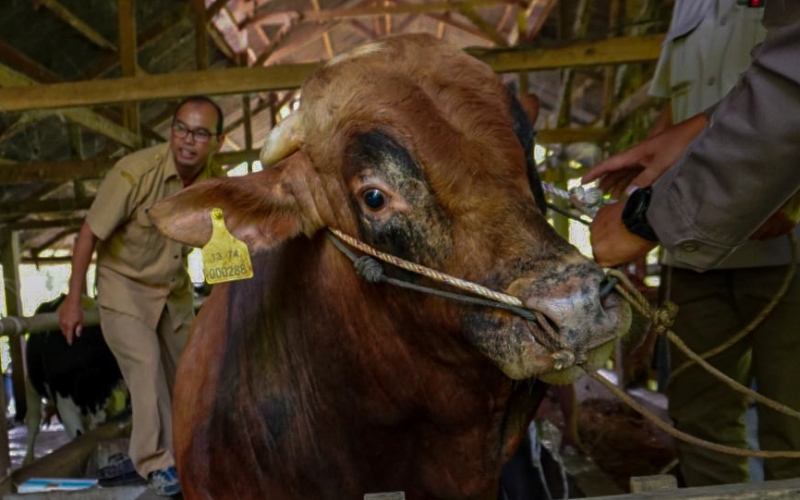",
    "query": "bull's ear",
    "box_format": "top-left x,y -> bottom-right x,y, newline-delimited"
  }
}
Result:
148,154 -> 325,252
